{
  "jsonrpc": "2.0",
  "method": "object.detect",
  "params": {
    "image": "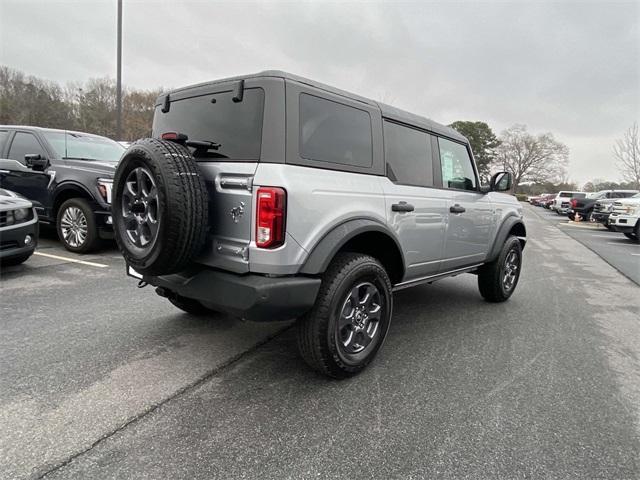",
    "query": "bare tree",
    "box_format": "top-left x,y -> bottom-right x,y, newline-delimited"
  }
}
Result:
613,122 -> 640,189
494,124 -> 569,192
